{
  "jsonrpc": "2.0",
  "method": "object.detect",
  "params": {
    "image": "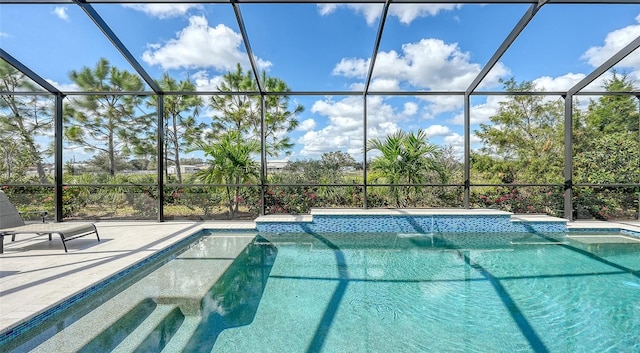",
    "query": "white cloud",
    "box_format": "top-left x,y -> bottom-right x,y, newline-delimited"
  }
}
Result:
142,16 -> 271,71
420,96 -> 464,119
443,133 -> 464,157
444,133 -> 464,146
298,118 -> 317,131
317,4 -> 383,26
335,38 -> 509,92
317,4 -> 338,16
449,95 -> 507,126
530,72 -> 593,107
333,58 -> 370,78
317,4 -> 461,26
532,72 -> 603,108
468,97 -> 504,125
189,70 -> 226,120
402,102 -> 418,116
576,71 -> 621,107
582,14 -> 640,69
192,70 -> 224,91
0,32 -> 7,37
390,4 -> 462,25
123,4 -> 202,19
625,70 -> 640,86
350,78 -> 401,91
45,79 -> 79,92
369,78 -> 401,91
53,7 -> 69,21
298,129 -> 363,158
298,96 -> 402,158
424,124 -> 451,137
311,97 -> 364,127
444,133 -> 482,158
444,132 -> 482,157
533,73 -> 586,91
